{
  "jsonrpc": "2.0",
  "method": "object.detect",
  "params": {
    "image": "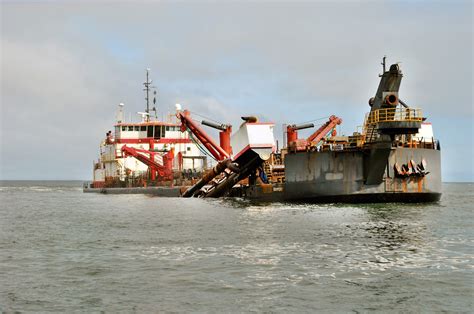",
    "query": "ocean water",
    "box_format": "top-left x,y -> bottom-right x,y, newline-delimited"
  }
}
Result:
0,181 -> 472,312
